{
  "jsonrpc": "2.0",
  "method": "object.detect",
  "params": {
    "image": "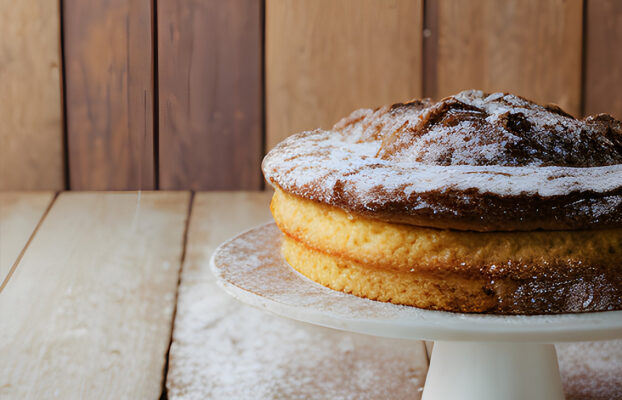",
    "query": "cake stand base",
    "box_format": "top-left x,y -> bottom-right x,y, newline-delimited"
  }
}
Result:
211,224 -> 622,400
424,342 -> 563,400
